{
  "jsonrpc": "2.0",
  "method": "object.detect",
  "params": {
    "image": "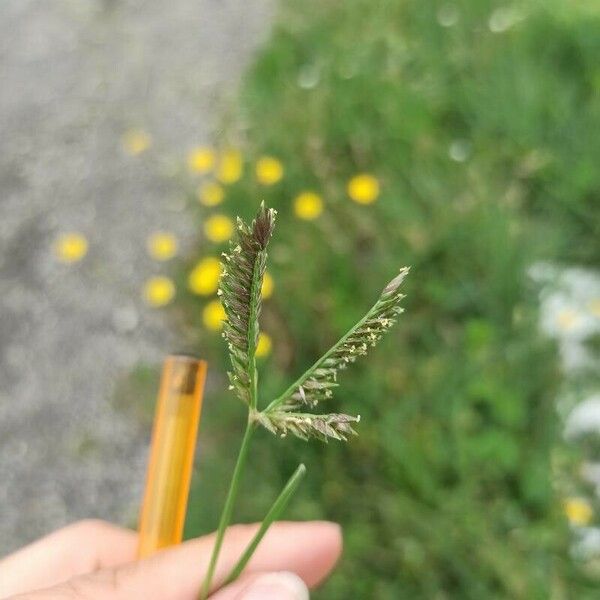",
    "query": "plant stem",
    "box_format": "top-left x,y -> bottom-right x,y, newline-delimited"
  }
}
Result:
223,463 -> 307,586
200,420 -> 255,600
